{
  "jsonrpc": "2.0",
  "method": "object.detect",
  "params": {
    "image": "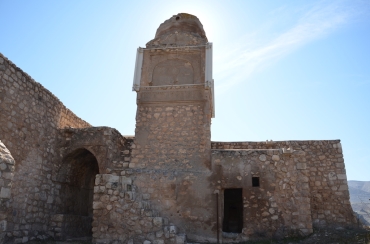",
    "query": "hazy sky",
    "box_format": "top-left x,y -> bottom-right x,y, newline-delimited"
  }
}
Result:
1,0 -> 369,180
